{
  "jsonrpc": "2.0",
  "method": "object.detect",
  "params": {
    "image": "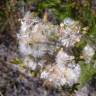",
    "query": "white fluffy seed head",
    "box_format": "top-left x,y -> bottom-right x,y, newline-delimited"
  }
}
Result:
63,17 -> 74,26
18,11 -> 59,71
24,57 -> 37,70
56,48 -> 74,67
18,12 -> 81,88
41,49 -> 80,88
60,17 -> 82,47
40,63 -> 80,88
82,44 -> 95,63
